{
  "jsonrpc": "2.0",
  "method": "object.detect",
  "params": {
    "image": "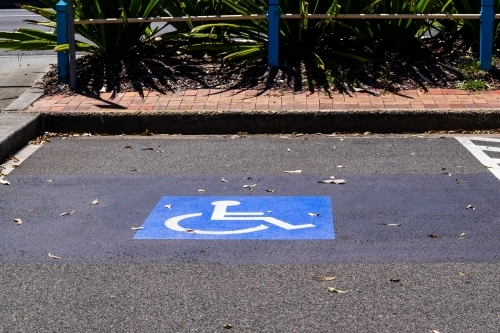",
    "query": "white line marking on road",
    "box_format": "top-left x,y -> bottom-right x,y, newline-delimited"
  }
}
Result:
0,144 -> 42,176
475,145 -> 500,152
465,137 -> 500,143
456,137 -> 500,180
